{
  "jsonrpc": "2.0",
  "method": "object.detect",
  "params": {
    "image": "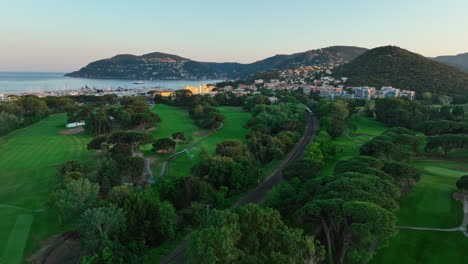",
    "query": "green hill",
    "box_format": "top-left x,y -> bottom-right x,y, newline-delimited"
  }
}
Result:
433,52 -> 468,73
334,46 -> 468,101
66,46 -> 367,80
